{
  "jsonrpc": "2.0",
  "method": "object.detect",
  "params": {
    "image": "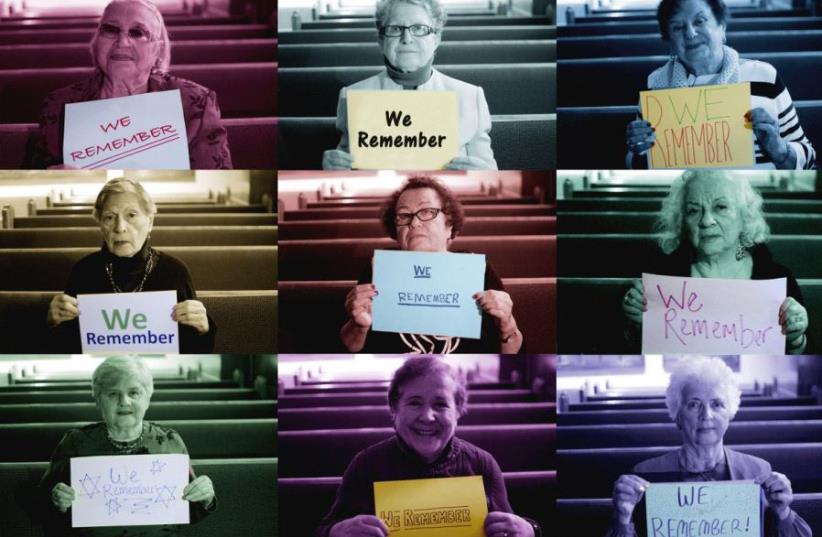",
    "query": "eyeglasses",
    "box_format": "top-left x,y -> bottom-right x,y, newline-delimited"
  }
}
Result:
380,24 -> 436,37
98,23 -> 155,43
395,207 -> 444,225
